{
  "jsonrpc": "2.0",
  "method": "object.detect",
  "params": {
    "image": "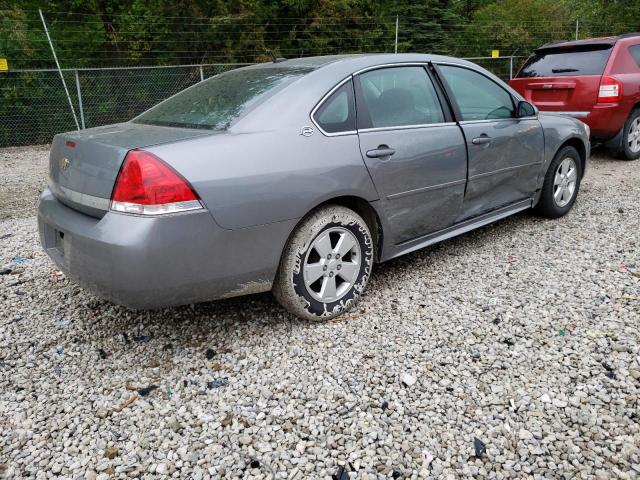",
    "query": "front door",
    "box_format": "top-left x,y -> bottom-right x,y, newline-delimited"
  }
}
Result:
355,65 -> 467,244
436,64 -> 544,220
